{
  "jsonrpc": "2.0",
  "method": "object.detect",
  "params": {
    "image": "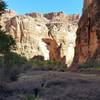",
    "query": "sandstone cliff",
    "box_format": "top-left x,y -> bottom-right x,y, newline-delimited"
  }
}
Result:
1,11 -> 80,66
72,0 -> 100,68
